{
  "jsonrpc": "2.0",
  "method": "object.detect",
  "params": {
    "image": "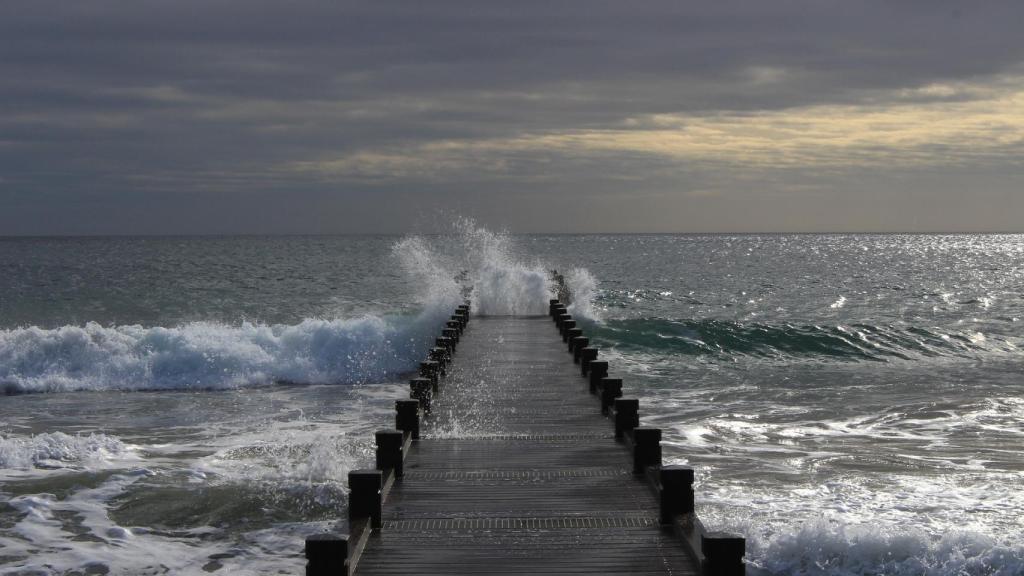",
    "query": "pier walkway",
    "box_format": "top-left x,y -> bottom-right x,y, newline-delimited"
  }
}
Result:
304,304 -> 745,575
